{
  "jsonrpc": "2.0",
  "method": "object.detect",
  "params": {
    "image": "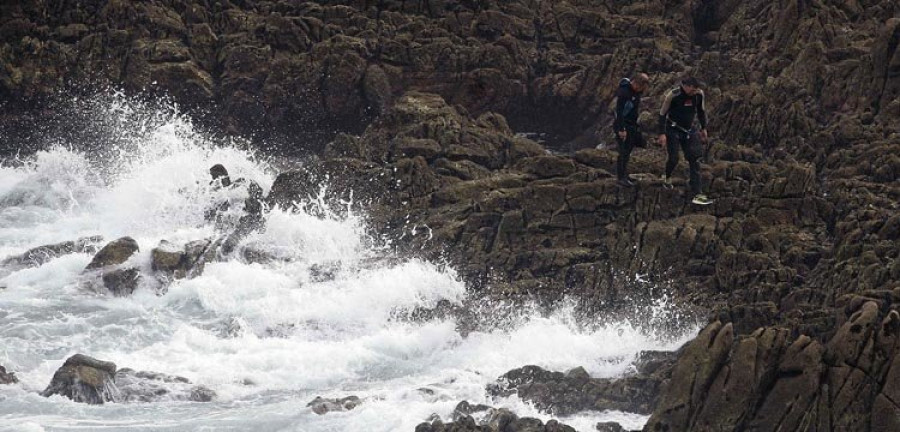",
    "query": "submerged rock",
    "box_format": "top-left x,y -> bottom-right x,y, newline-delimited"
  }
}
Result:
594,422 -> 626,432
416,401 -> 576,432
115,368 -> 215,403
307,395 -> 361,415
41,354 -> 118,404
102,268 -> 140,296
1,236 -> 103,269
0,365 -> 18,385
